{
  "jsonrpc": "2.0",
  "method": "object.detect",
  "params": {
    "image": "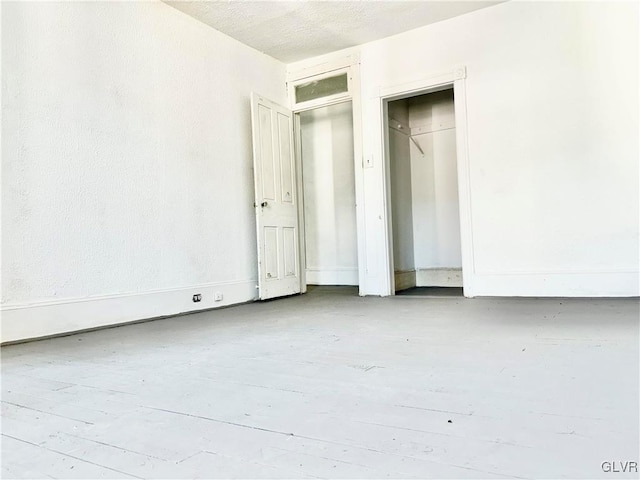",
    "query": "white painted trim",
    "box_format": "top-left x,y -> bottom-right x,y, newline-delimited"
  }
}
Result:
291,96 -> 352,114
306,268 -> 359,286
286,53 -> 360,83
474,268 -> 639,276
452,77 -> 476,292
377,66 -> 466,99
377,66 -> 474,297
288,55 -> 365,293
350,60 -> 366,295
0,280 -> 258,344
470,272 -> 639,297
293,113 -> 308,295
416,268 -> 463,287
0,279 -> 252,310
382,101 -> 395,295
